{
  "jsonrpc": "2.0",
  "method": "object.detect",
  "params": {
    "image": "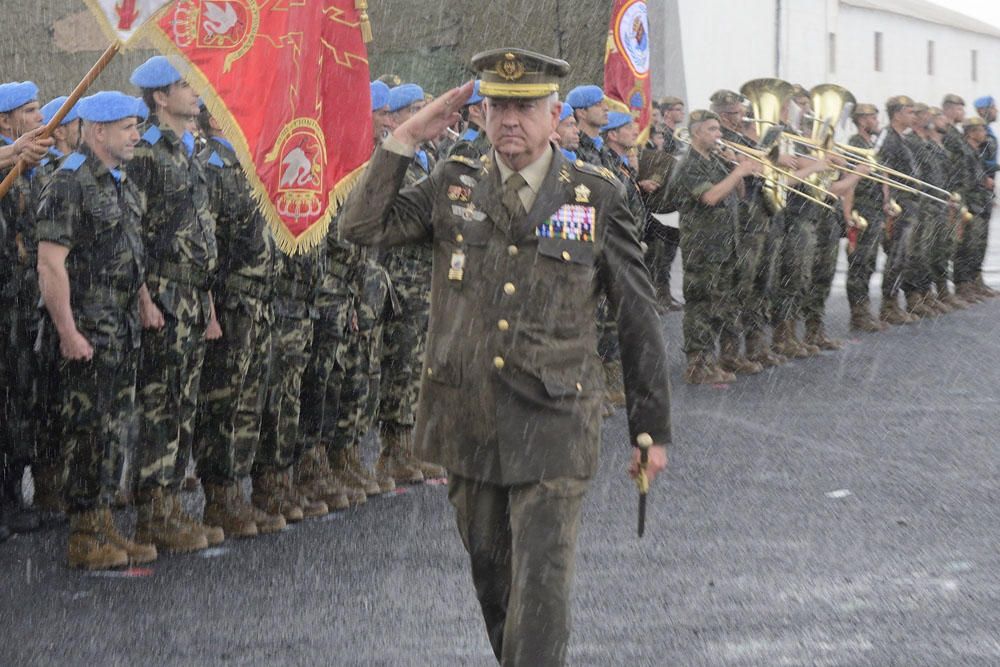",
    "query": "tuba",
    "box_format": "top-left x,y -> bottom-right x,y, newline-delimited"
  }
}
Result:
807,84 -> 857,191
740,78 -> 797,213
